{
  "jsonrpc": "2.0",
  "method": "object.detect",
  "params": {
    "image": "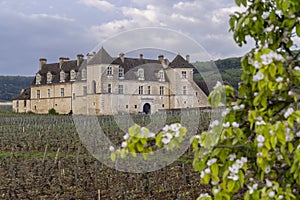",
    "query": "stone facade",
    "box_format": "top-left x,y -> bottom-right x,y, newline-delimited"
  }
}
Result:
13,47 -> 209,115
